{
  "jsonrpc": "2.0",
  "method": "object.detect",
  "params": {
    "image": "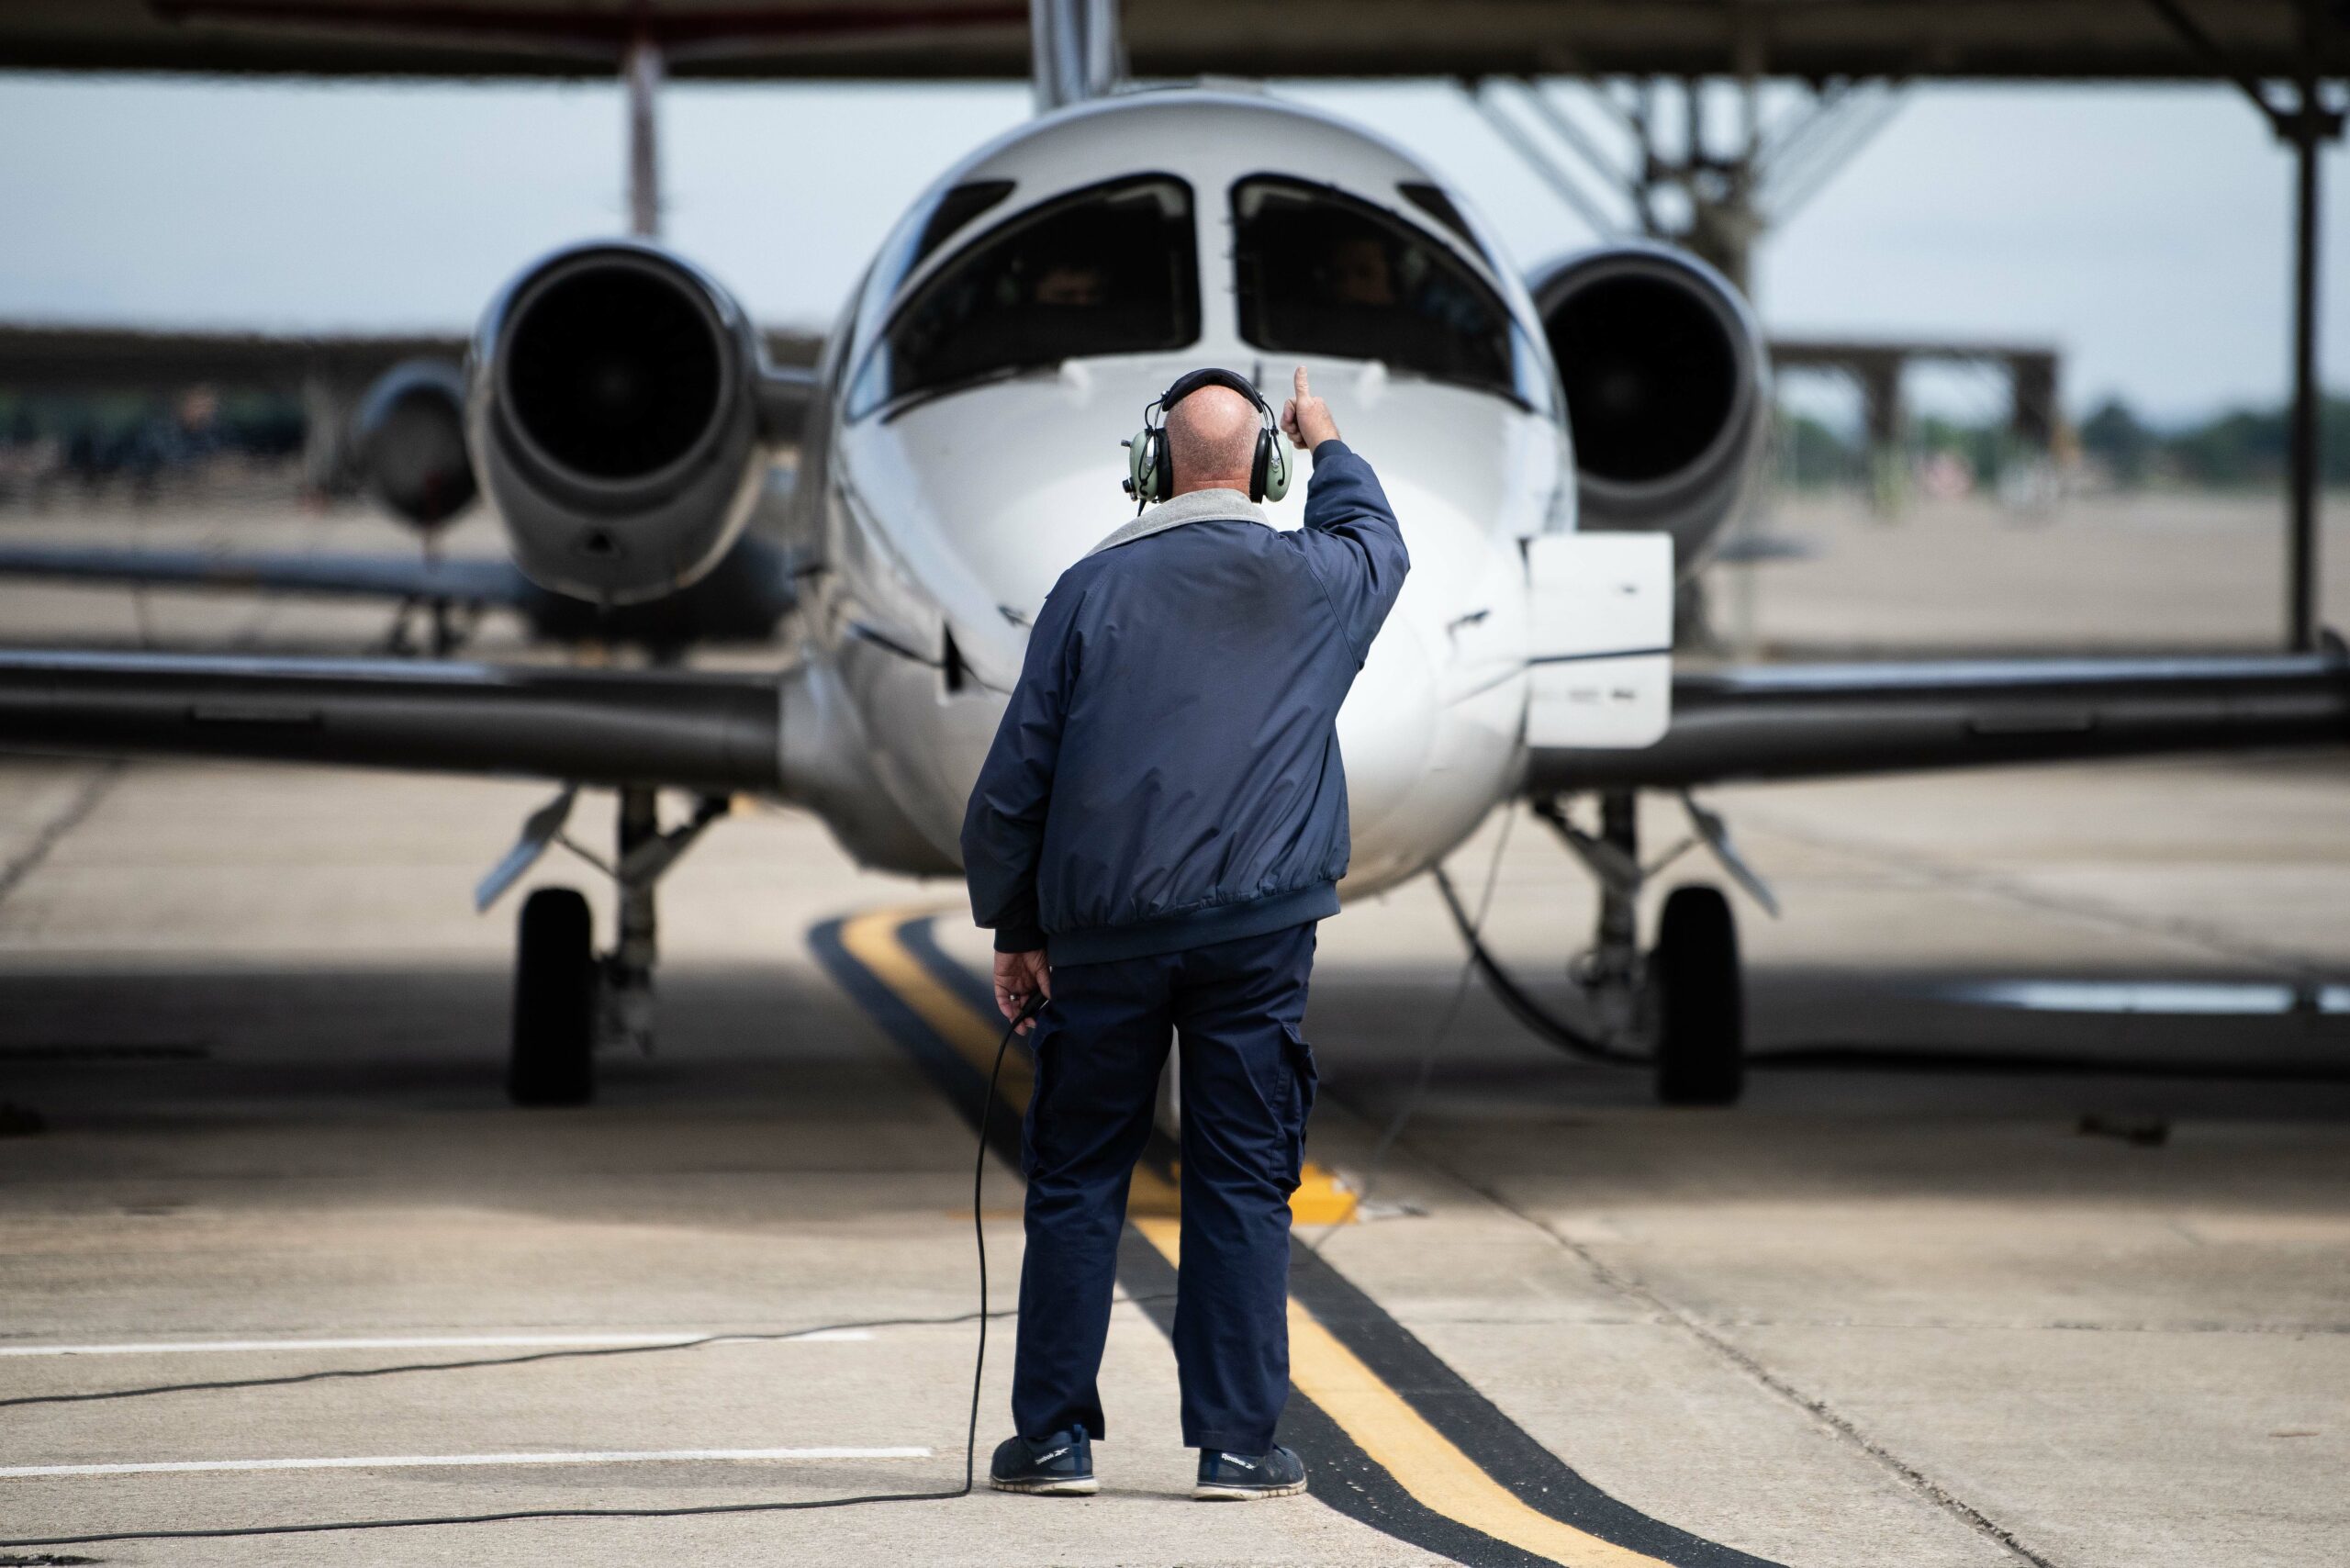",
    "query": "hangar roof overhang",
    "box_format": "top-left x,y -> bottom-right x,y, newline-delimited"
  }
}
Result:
0,1 -> 2342,84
